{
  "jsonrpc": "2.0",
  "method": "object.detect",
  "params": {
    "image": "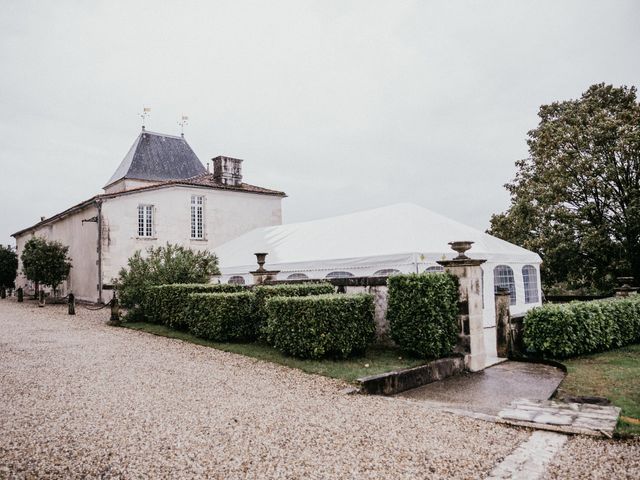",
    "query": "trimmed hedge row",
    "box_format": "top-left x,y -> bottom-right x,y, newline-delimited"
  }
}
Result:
144,283 -> 244,329
387,273 -> 459,359
253,283 -> 335,330
523,295 -> 640,358
264,293 -> 375,359
187,292 -> 257,341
